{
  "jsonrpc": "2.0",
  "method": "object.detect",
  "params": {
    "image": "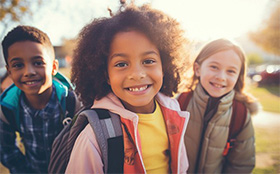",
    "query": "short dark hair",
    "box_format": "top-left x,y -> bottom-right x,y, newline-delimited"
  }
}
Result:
1,25 -> 54,64
71,4 -> 190,107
